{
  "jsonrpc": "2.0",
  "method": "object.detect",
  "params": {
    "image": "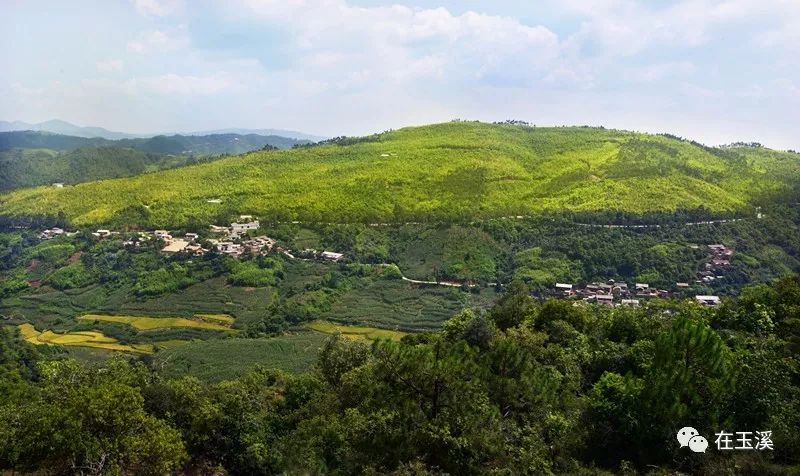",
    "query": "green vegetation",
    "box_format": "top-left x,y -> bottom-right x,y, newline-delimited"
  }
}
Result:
0,130 -> 309,154
227,257 -> 283,287
153,332 -> 327,381
1,276 -> 799,474
0,130 -> 314,191
0,147 -> 217,191
3,122 -> 799,227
